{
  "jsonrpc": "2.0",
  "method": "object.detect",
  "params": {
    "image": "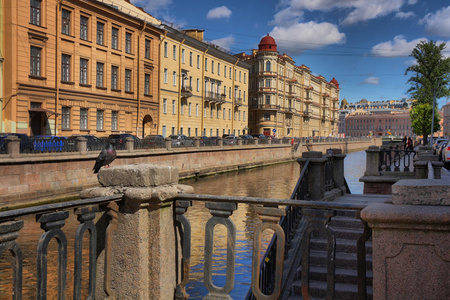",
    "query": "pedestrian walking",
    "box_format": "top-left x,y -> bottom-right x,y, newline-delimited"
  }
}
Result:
407,137 -> 413,150
403,135 -> 407,150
